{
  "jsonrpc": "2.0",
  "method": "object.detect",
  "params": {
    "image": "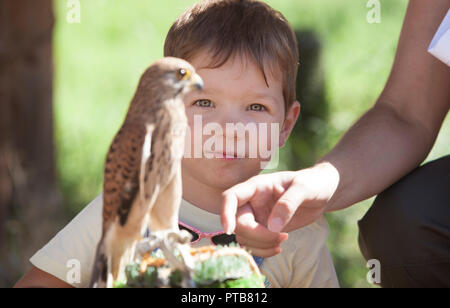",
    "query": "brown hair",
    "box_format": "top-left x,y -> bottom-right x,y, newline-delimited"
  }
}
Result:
164,0 -> 299,114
